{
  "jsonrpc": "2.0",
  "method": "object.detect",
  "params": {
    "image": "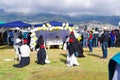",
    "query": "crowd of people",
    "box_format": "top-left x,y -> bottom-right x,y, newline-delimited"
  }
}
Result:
0,28 -> 120,67
0,27 -> 120,80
